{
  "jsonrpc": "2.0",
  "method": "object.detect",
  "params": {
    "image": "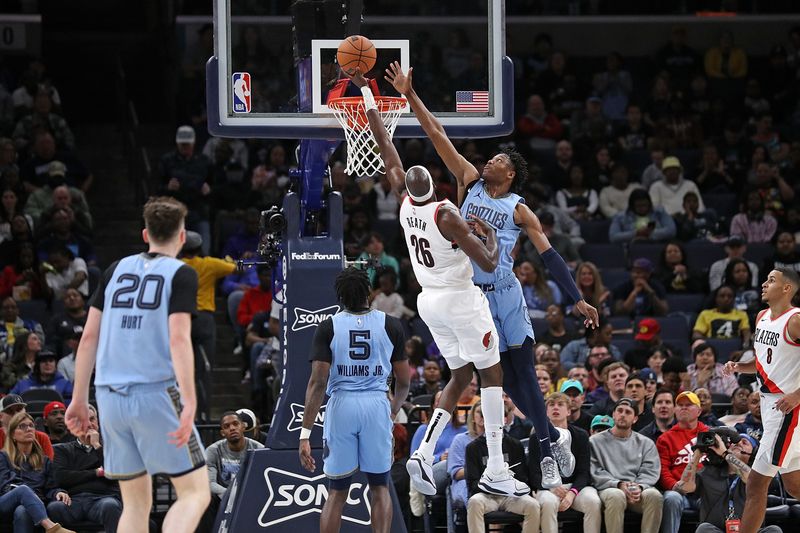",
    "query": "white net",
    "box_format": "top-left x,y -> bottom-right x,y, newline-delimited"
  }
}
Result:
328,96 -> 406,177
